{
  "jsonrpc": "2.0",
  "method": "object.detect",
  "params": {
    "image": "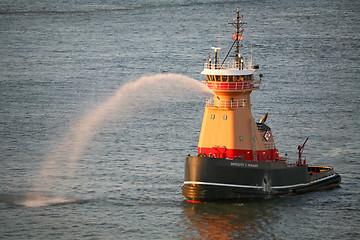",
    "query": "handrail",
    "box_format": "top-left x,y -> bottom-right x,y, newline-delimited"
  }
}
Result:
204,61 -> 252,70
206,98 -> 246,108
204,80 -> 261,91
